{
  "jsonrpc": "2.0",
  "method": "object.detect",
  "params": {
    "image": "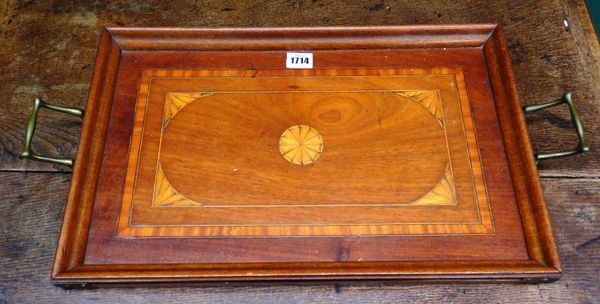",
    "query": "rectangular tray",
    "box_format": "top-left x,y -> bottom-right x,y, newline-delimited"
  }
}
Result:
52,25 -> 561,286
